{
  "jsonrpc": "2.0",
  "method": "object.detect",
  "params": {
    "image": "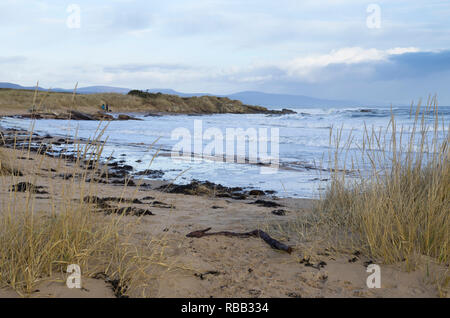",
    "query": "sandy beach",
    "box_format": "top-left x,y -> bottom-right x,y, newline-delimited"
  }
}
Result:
0,127 -> 446,298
